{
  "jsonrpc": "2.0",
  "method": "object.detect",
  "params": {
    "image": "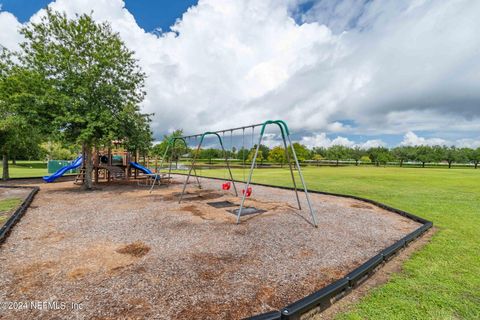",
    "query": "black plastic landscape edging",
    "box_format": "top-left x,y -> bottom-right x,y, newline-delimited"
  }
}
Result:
172,173 -> 433,319
0,185 -> 39,245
